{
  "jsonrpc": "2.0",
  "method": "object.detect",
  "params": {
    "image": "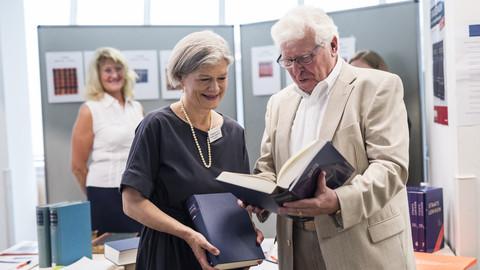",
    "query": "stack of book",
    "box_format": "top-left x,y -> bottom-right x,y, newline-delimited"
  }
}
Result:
35,201 -> 92,268
407,186 -> 444,252
103,237 -> 139,269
